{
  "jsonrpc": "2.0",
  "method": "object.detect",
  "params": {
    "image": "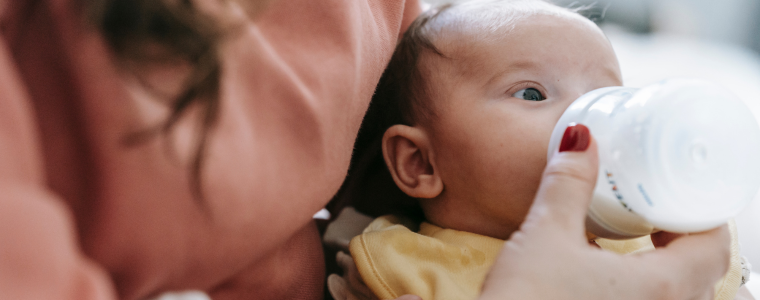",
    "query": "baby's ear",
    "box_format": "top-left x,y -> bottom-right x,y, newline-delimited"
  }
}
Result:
382,125 -> 443,199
